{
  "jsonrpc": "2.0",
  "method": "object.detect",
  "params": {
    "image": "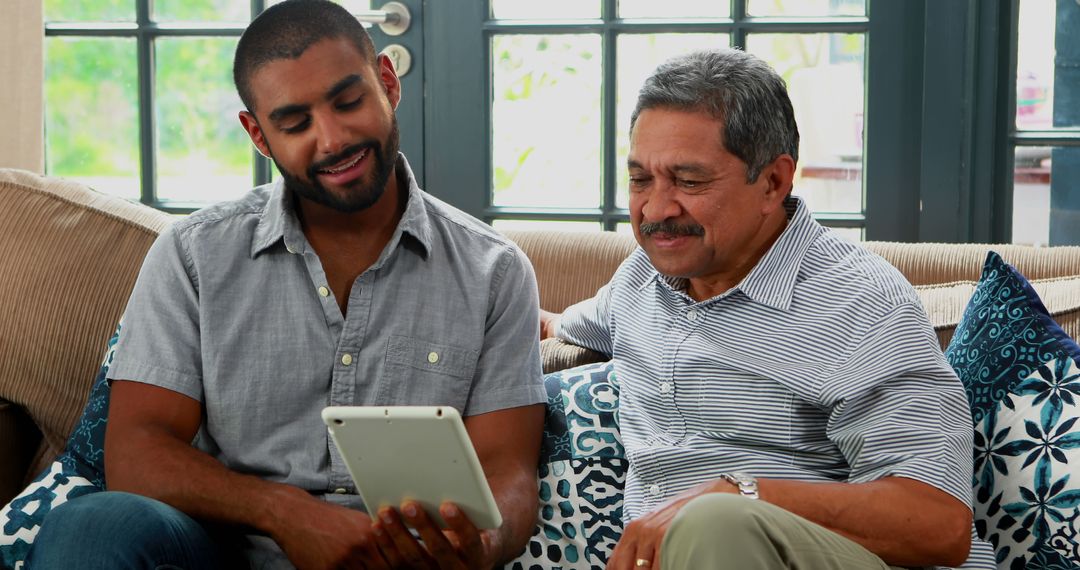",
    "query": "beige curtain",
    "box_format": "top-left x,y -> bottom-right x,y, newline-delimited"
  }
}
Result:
0,0 -> 44,173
